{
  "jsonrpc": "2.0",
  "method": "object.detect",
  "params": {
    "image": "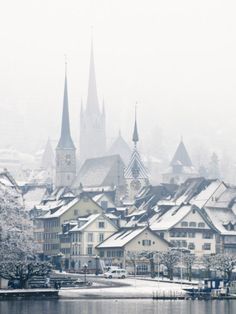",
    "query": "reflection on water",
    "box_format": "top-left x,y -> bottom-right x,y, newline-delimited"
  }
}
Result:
0,299 -> 235,314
